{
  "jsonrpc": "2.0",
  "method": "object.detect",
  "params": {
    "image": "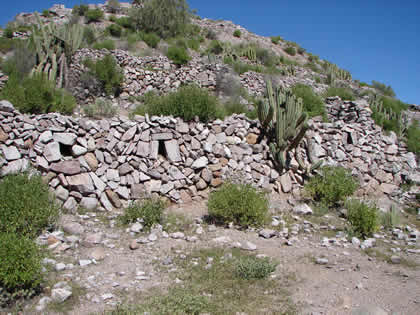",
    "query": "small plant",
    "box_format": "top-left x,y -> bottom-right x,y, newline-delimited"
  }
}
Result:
304,166 -> 359,207
141,32 -> 160,48
106,24 -> 123,37
3,26 -> 14,39
134,84 -> 221,122
405,121 -> 420,154
271,36 -> 282,44
234,255 -> 277,280
346,199 -> 379,238
0,37 -> 14,53
233,30 -> 241,38
116,16 -> 134,29
380,205 -> 401,229
284,46 -> 296,56
85,8 -> 104,23
166,45 -> 191,65
187,38 -> 200,51
42,9 -> 50,17
119,198 -> 166,231
325,87 -> 355,100
0,233 -> 43,306
84,54 -> 124,96
297,47 -> 306,55
92,39 -> 116,50
291,83 -> 325,118
0,173 -> 59,238
84,98 -> 117,118
208,181 -> 269,227
72,4 -> 89,16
